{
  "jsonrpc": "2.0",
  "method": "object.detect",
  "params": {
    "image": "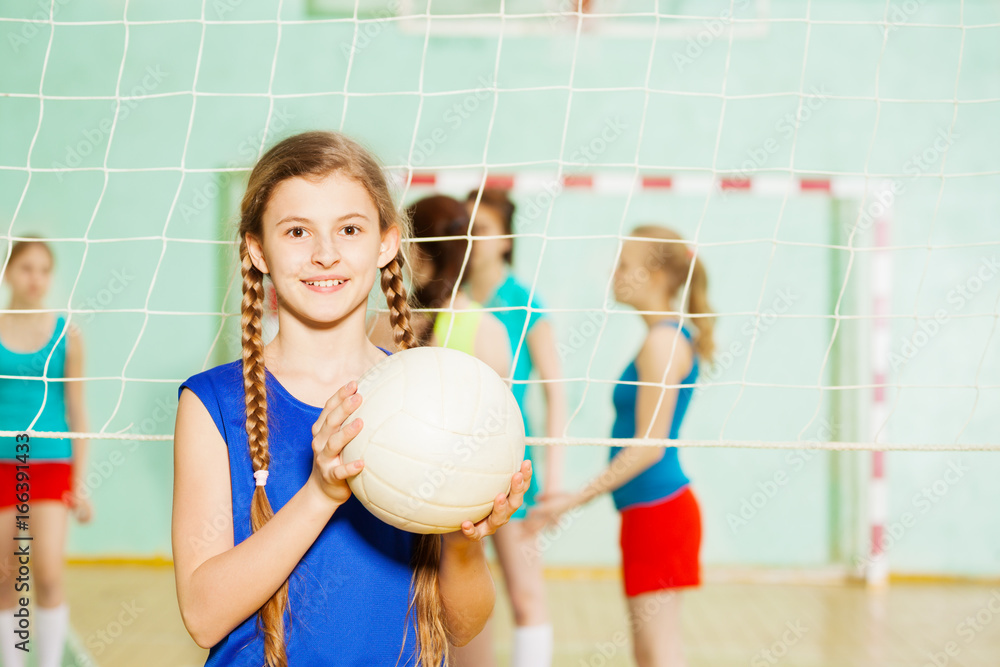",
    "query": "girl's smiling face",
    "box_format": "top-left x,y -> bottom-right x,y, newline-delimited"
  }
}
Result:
246,171 -> 399,326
